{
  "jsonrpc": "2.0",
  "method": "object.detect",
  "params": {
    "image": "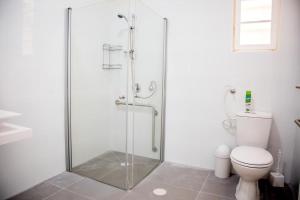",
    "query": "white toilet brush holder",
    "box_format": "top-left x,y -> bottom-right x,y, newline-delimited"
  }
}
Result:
269,150 -> 284,187
269,172 -> 284,187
